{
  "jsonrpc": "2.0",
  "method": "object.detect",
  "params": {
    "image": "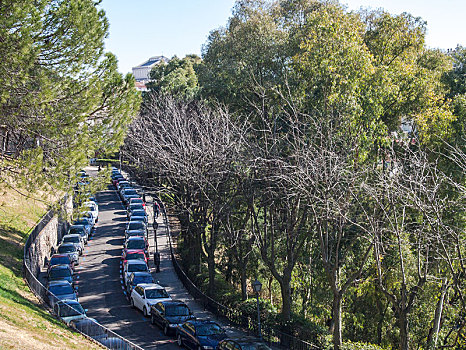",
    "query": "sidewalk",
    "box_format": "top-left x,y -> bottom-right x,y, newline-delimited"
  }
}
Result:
145,194 -> 245,337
